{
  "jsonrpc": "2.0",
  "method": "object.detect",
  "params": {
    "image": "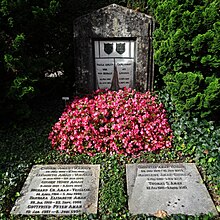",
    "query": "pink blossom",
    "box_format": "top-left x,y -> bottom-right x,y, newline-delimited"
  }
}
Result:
48,88 -> 173,156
